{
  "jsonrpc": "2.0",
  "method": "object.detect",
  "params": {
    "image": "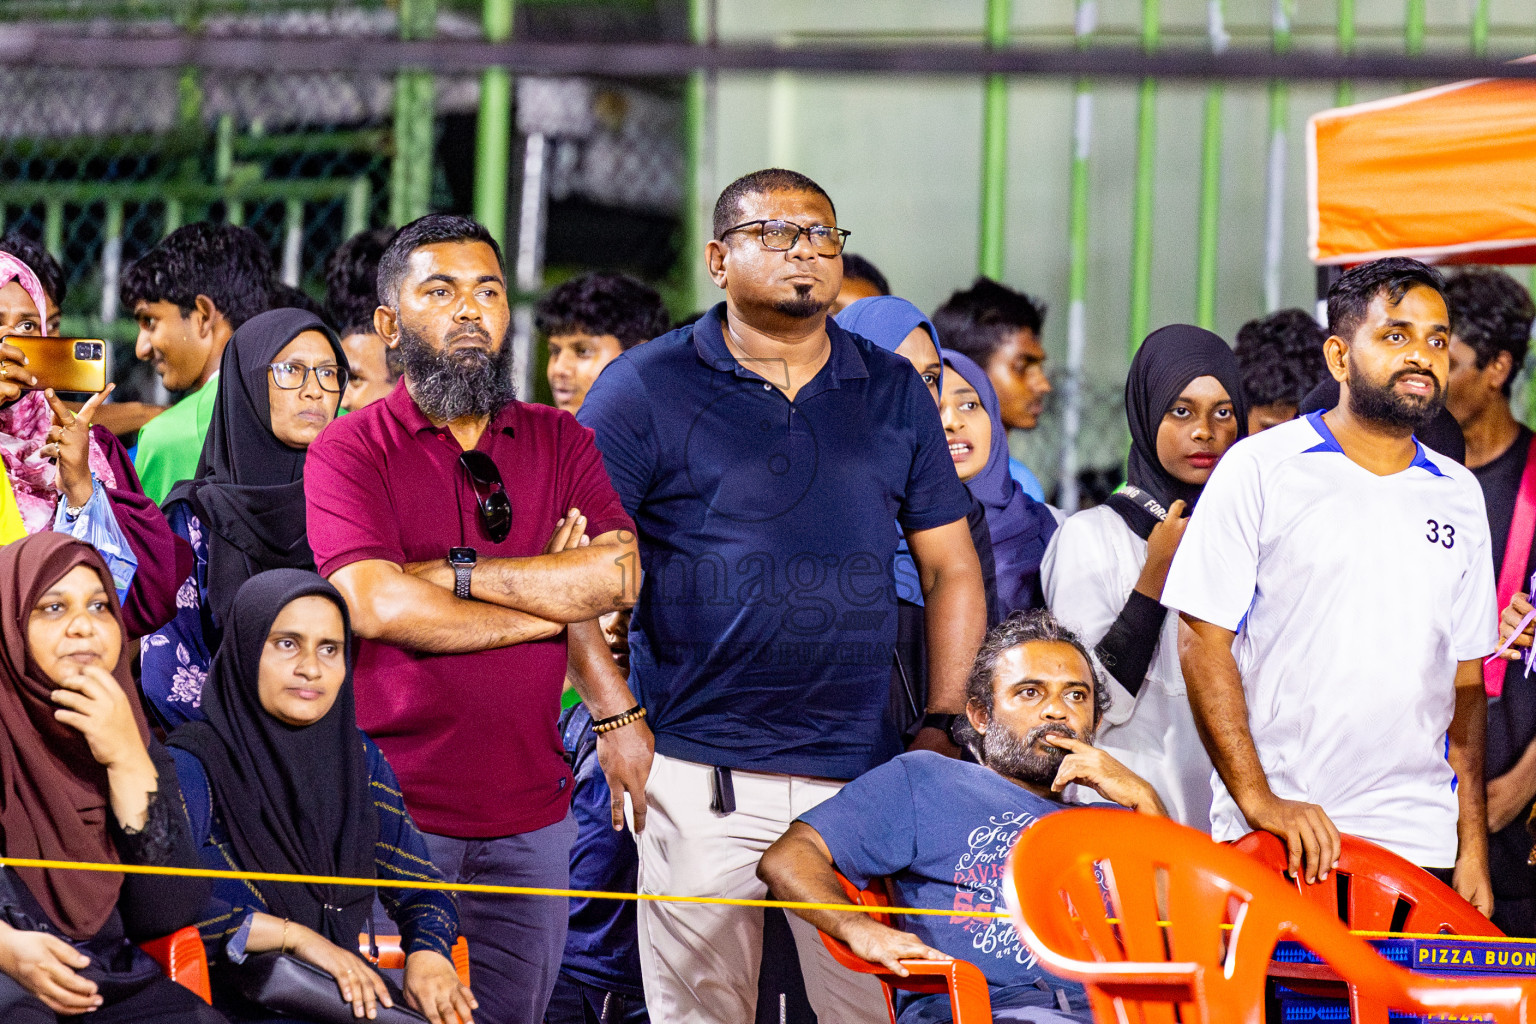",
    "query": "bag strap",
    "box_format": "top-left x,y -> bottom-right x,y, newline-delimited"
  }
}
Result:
1104,485 -> 1170,541
1487,434 -> 1536,698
